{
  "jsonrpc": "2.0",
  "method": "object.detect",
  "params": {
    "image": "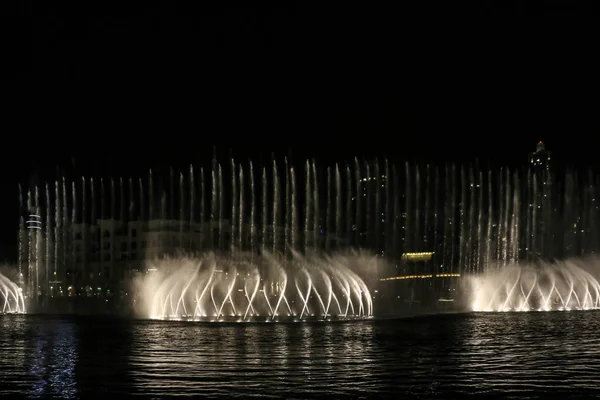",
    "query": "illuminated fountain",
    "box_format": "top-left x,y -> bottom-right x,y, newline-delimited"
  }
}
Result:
136,251 -> 374,322
0,268 -> 26,314
16,142 -> 600,315
470,257 -> 600,312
